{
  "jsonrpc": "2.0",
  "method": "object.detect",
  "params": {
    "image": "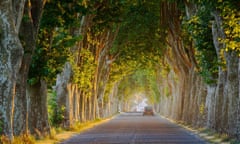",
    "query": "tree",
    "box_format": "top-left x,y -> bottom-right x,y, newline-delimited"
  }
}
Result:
14,0 -> 46,136
26,0 -> 86,136
0,0 -> 25,140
